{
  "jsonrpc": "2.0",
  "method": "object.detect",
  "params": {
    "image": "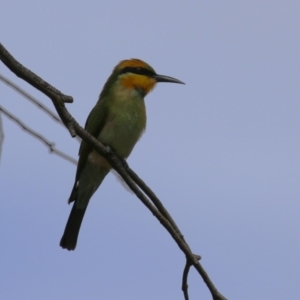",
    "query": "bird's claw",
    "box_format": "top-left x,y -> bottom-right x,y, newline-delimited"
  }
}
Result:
105,145 -> 113,153
120,158 -> 129,169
